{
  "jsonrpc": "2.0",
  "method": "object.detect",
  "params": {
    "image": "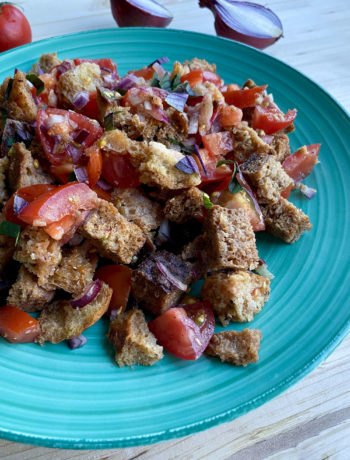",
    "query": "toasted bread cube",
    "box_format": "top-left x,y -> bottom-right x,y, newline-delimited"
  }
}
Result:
261,197 -> 312,243
241,154 -> 293,204
14,227 -> 62,286
0,156 -> 9,206
0,215 -> 15,274
201,270 -> 270,326
32,53 -> 62,74
0,71 -> 37,123
270,133 -> 291,162
131,250 -> 193,315
164,187 -> 204,224
44,242 -> 98,295
130,141 -> 201,190
227,123 -> 271,163
102,106 -> 144,139
111,187 -> 162,234
206,329 -> 262,366
38,281 -> 112,344
182,58 -> 217,73
7,142 -> 52,192
80,199 -> 146,264
205,206 -> 259,271
7,266 -> 55,312
108,309 -> 163,367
